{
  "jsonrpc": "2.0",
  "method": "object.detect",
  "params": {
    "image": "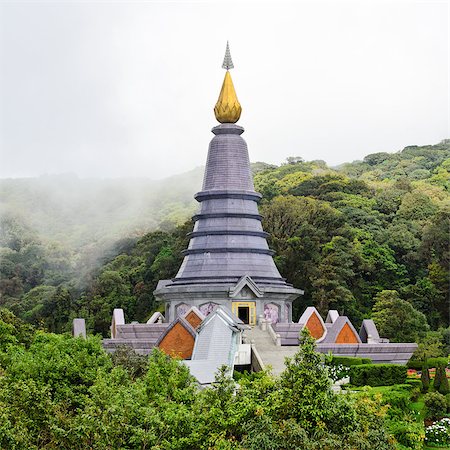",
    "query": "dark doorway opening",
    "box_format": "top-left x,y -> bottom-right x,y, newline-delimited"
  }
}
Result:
238,306 -> 250,324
